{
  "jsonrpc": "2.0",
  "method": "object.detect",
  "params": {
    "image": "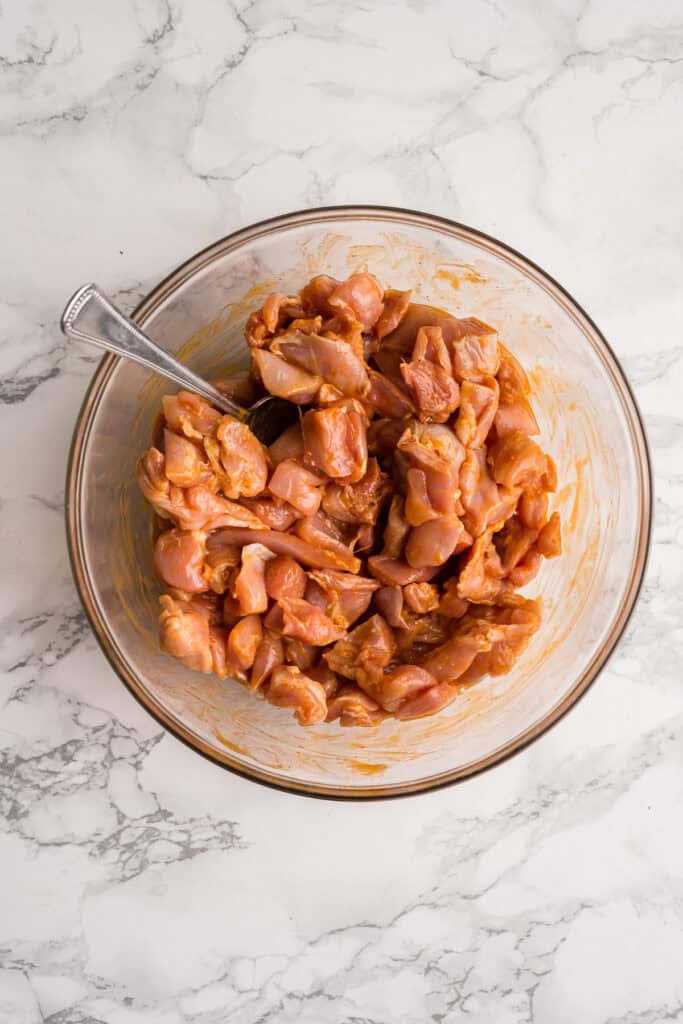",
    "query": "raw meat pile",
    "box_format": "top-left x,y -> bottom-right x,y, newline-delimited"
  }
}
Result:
137,272 -> 561,727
